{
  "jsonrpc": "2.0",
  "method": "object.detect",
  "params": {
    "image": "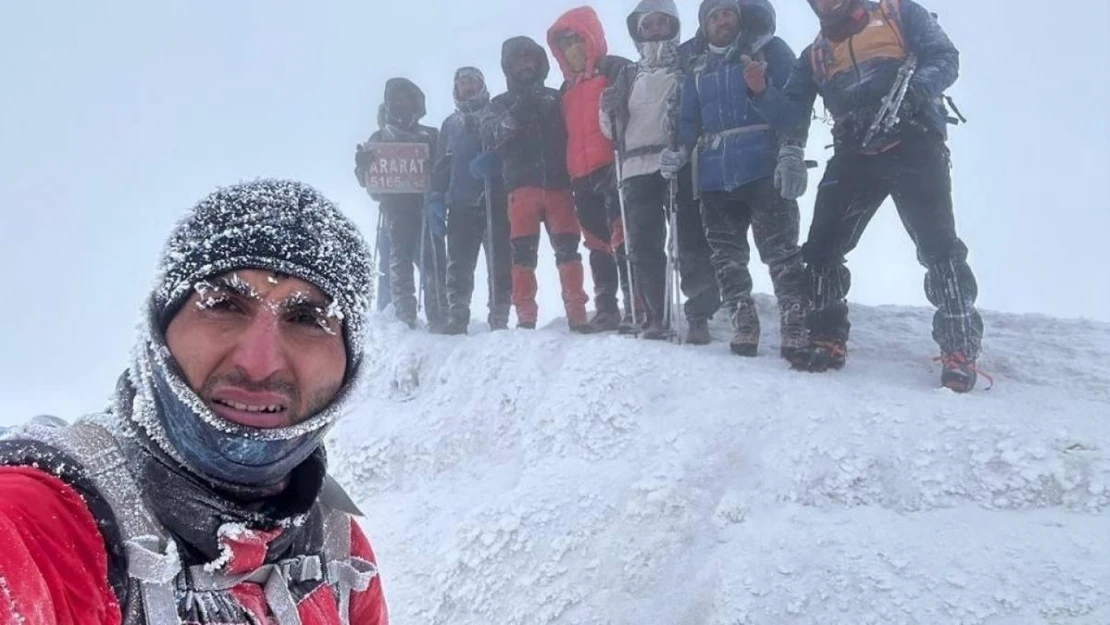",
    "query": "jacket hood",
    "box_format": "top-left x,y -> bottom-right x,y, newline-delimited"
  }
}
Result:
698,0 -> 777,42
501,36 -> 551,92
627,0 -> 682,43
383,77 -> 427,126
453,66 -> 490,112
547,6 -> 609,79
